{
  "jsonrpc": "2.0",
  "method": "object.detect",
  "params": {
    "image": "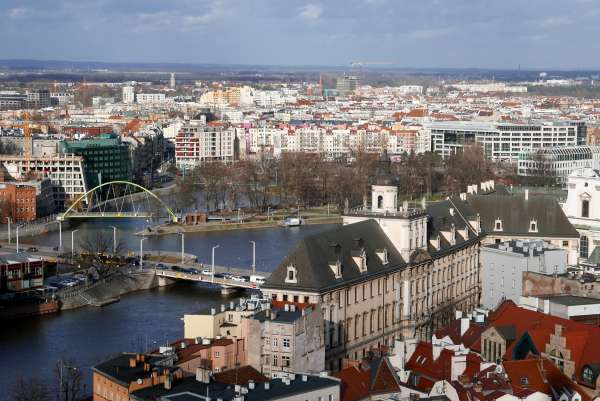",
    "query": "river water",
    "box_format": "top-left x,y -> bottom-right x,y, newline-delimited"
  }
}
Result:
0,220 -> 336,397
